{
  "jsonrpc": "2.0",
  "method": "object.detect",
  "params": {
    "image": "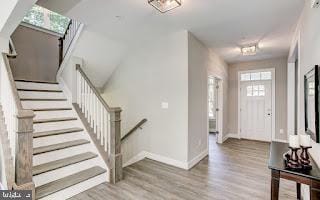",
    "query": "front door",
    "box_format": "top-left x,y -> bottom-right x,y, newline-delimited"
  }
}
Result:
240,80 -> 272,141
